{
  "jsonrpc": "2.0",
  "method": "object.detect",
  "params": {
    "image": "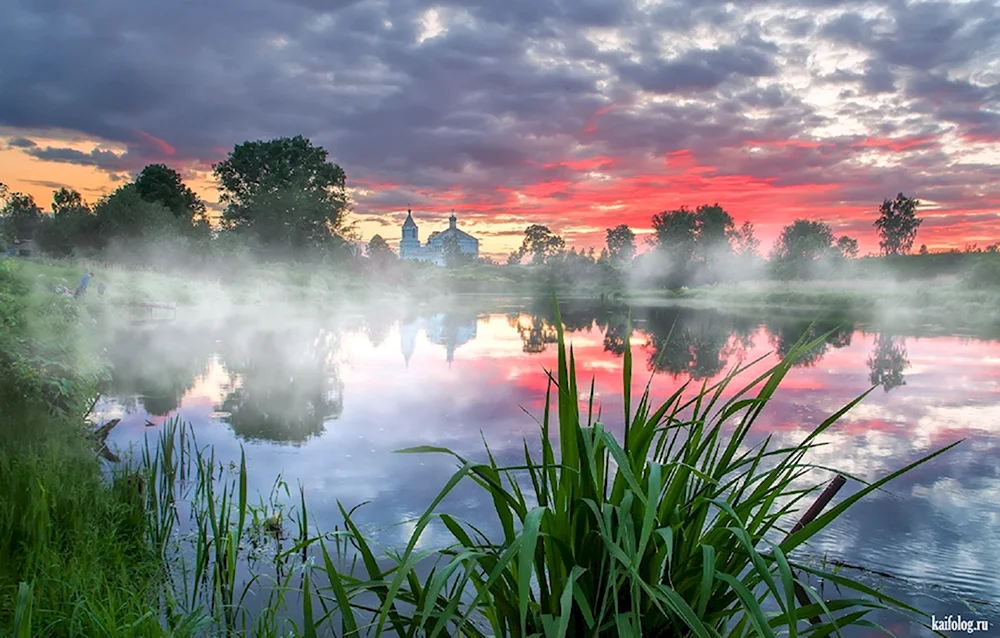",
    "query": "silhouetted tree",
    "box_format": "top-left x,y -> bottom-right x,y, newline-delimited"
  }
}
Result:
35,188 -> 100,256
518,225 -> 565,265
605,224 -> 636,264
367,234 -> 395,264
442,234 -> 471,268
92,184 -> 177,239
875,193 -> 922,256
836,235 -> 860,259
732,221 -> 760,258
0,189 -> 43,241
134,163 -> 207,224
650,204 -> 738,287
769,219 -> 851,279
